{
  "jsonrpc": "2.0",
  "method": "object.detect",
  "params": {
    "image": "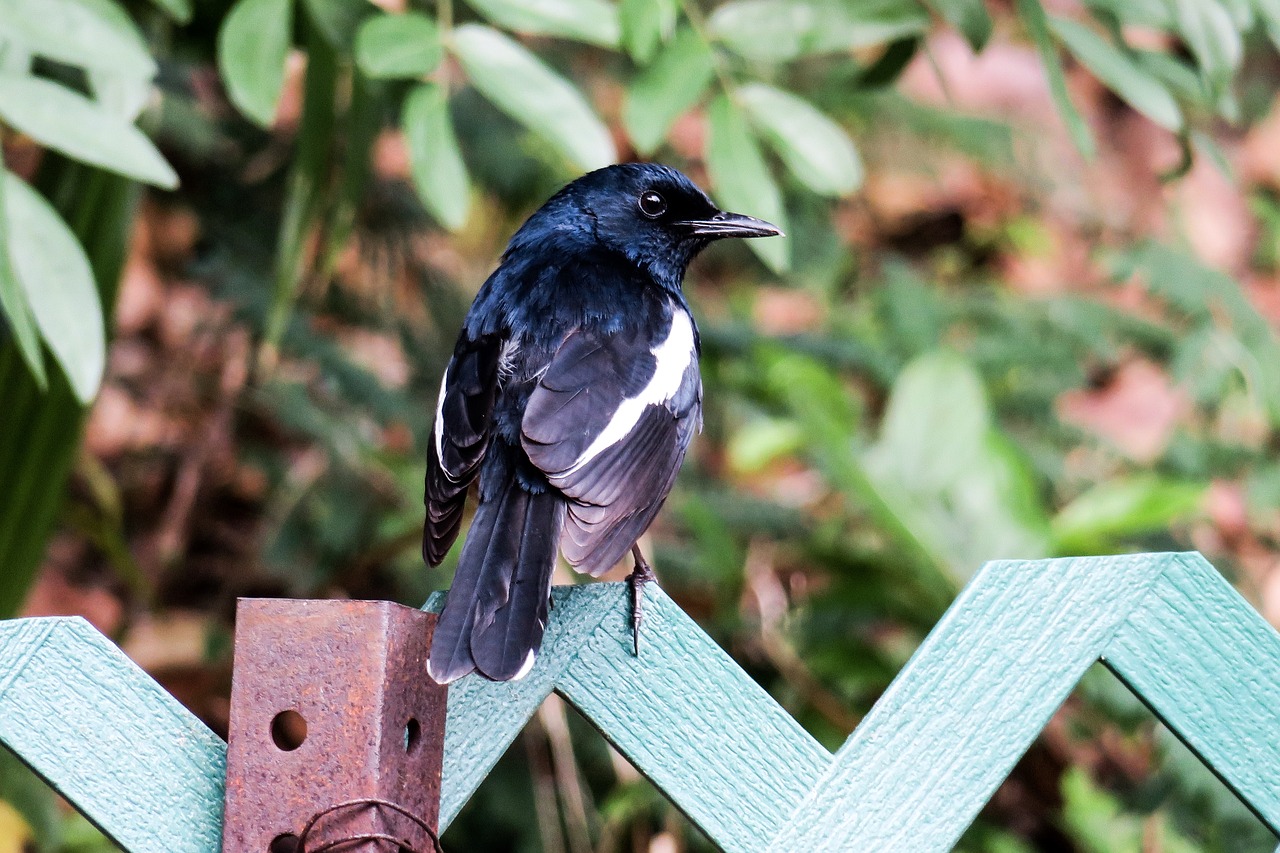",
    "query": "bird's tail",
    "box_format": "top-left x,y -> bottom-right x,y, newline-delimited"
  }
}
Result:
427,476 -> 565,684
